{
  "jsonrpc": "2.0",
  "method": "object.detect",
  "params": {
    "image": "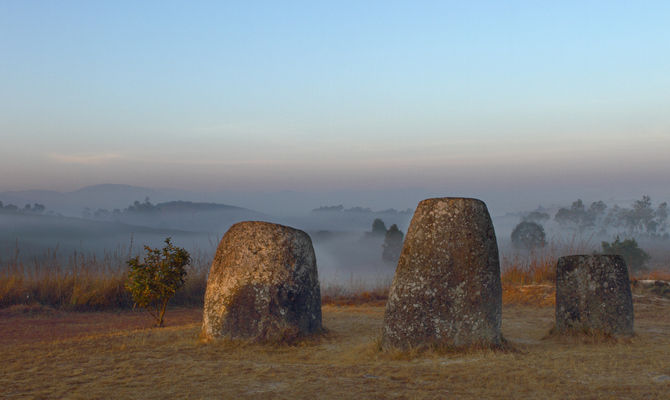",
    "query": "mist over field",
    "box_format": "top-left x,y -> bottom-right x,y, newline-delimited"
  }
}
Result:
2,184 -> 668,290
